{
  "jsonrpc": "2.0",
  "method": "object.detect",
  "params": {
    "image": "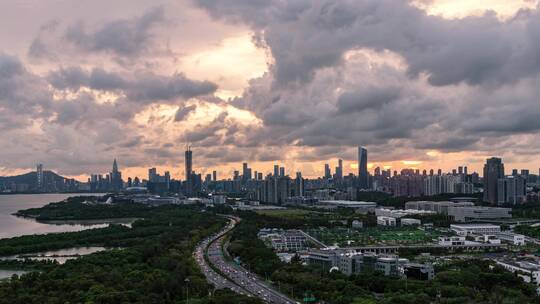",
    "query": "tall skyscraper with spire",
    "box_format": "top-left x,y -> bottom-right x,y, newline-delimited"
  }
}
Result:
358,146 -> 369,189
110,159 -> 123,191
